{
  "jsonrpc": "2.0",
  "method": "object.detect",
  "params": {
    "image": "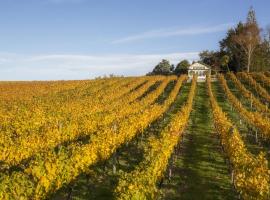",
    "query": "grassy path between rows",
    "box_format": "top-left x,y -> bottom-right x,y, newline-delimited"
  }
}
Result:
161,82 -> 237,200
